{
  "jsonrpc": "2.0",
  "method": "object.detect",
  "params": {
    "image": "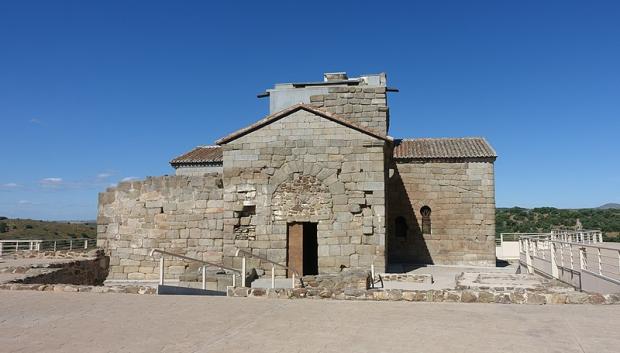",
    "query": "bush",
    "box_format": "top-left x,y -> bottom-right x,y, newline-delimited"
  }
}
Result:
0,222 -> 8,233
